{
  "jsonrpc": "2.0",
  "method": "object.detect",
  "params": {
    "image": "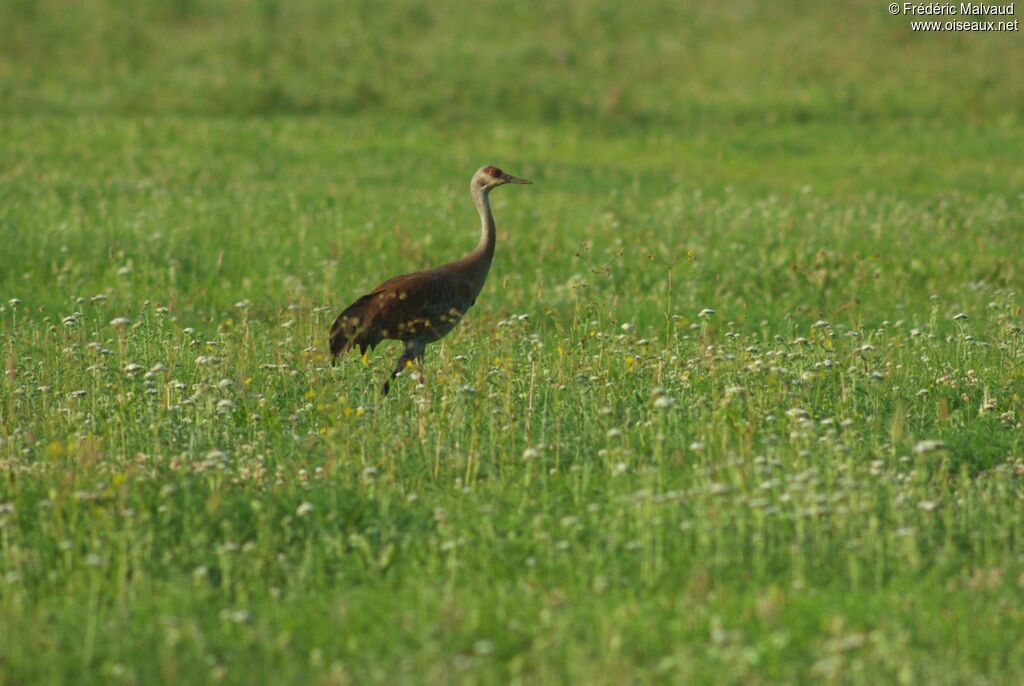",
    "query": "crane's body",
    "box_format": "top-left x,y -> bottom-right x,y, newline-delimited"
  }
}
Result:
329,165 -> 530,395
